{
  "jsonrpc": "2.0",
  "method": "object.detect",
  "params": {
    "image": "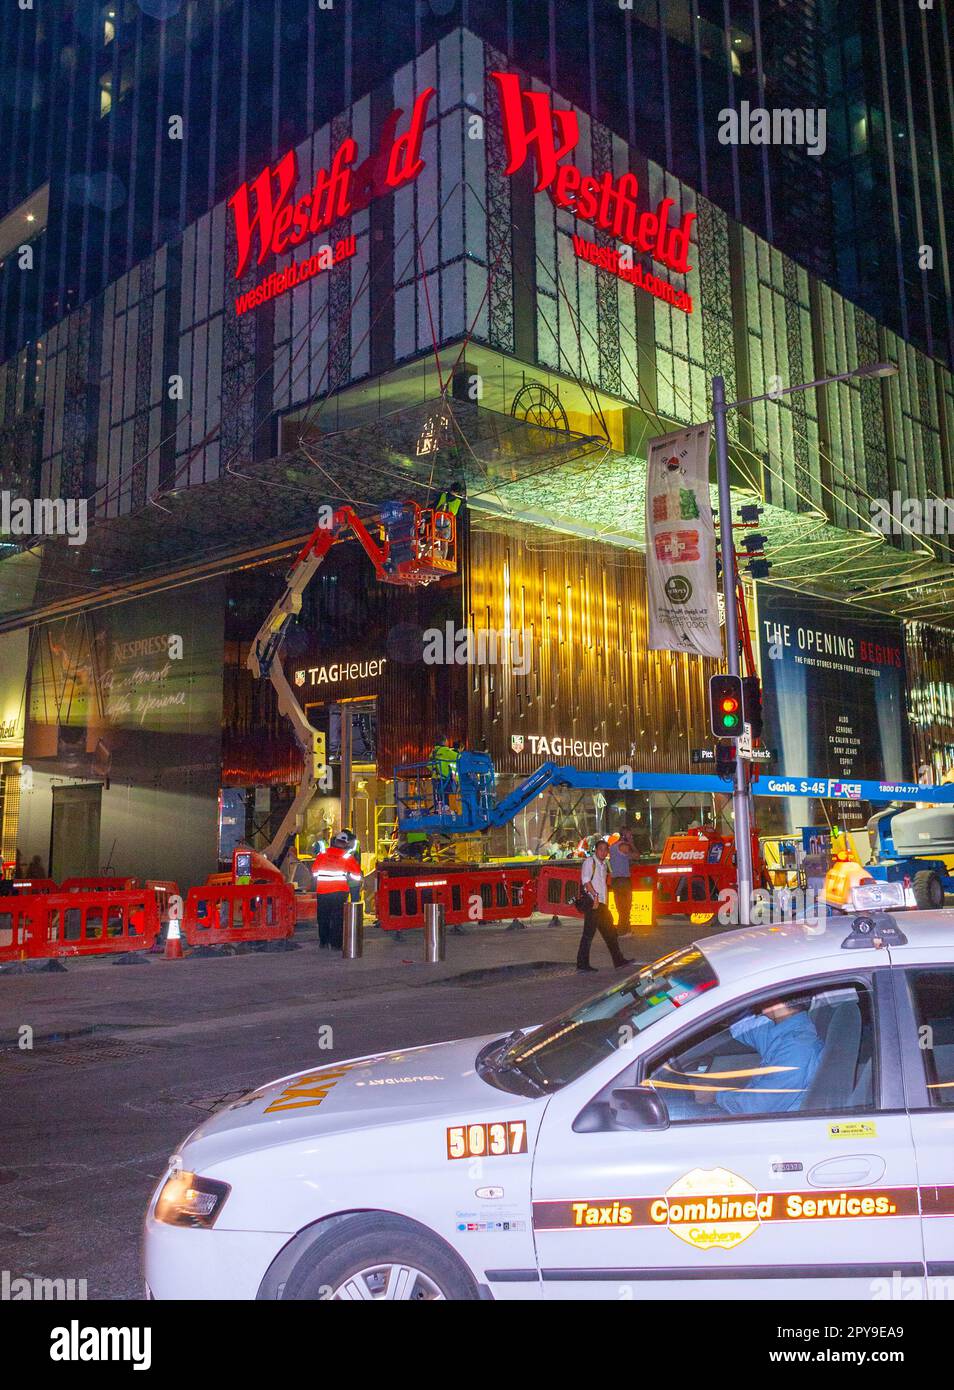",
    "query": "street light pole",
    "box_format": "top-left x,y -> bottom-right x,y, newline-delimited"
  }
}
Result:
713,374 -> 754,927
709,359 -> 896,929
